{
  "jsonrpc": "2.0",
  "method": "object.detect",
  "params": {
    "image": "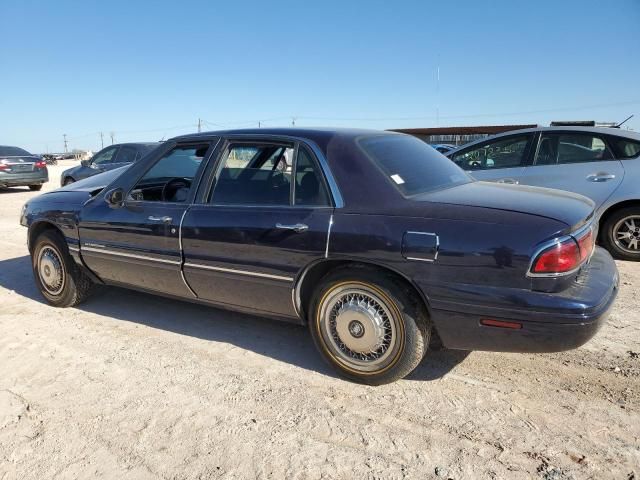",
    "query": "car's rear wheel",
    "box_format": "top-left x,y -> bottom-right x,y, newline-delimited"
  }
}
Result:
309,267 -> 430,385
601,207 -> 640,261
63,177 -> 74,186
28,185 -> 42,191
32,229 -> 95,307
